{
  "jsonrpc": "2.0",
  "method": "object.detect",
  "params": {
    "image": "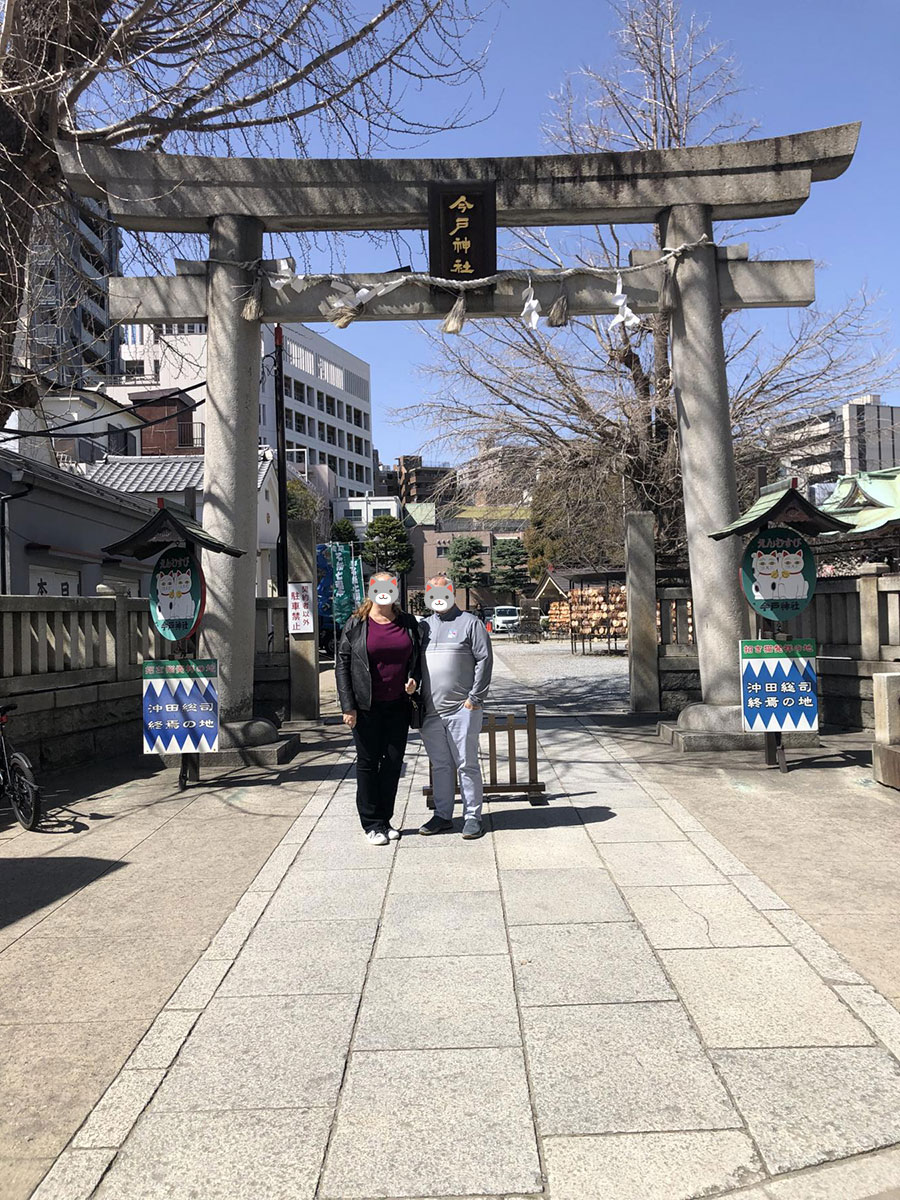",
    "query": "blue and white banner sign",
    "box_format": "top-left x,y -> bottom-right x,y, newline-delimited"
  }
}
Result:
142,659 -> 219,753
740,639 -> 818,733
